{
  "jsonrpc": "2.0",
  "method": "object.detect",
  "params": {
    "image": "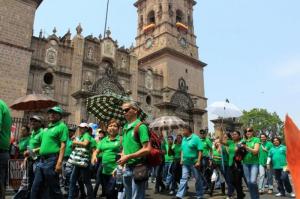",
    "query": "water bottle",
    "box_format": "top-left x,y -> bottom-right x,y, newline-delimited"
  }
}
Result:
28,146 -> 37,160
116,165 -> 123,190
